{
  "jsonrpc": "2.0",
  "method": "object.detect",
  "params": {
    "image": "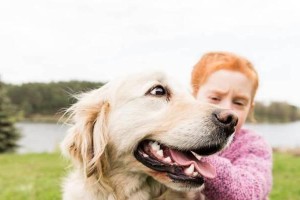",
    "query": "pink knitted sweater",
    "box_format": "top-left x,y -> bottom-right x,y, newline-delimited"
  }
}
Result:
198,128 -> 273,200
